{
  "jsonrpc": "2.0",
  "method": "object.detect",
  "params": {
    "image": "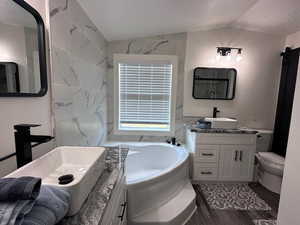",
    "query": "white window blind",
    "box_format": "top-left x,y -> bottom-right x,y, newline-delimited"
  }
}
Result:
118,63 -> 173,131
